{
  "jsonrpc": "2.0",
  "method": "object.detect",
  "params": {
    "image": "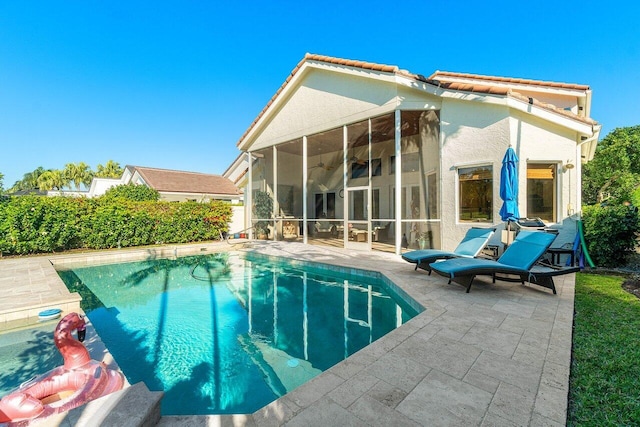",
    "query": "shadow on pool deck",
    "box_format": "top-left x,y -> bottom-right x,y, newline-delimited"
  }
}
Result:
1,240 -> 575,426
